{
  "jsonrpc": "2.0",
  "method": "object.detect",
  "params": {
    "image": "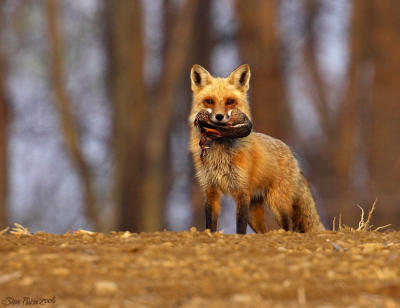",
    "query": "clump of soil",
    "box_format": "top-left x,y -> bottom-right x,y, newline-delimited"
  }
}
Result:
1,227 -> 399,307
